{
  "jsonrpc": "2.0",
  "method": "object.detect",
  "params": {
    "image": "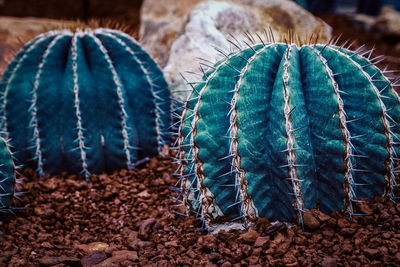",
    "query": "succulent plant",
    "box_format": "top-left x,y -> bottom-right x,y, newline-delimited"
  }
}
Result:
0,136 -> 16,214
0,28 -> 171,179
176,37 -> 400,227
292,0 -> 307,9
